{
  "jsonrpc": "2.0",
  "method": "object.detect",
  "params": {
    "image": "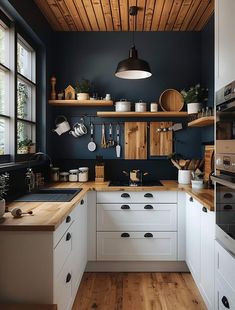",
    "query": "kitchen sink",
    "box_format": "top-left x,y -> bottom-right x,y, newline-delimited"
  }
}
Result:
15,188 -> 82,202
